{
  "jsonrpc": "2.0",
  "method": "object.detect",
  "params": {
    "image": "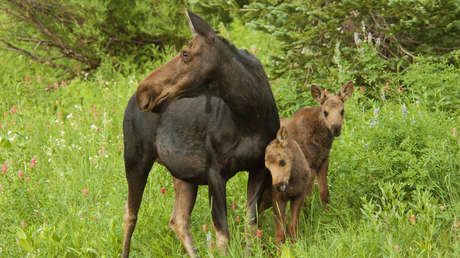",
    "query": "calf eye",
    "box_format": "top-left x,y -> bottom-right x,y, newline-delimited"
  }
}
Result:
182,51 -> 189,57
279,160 -> 286,167
324,111 -> 328,117
341,109 -> 344,116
